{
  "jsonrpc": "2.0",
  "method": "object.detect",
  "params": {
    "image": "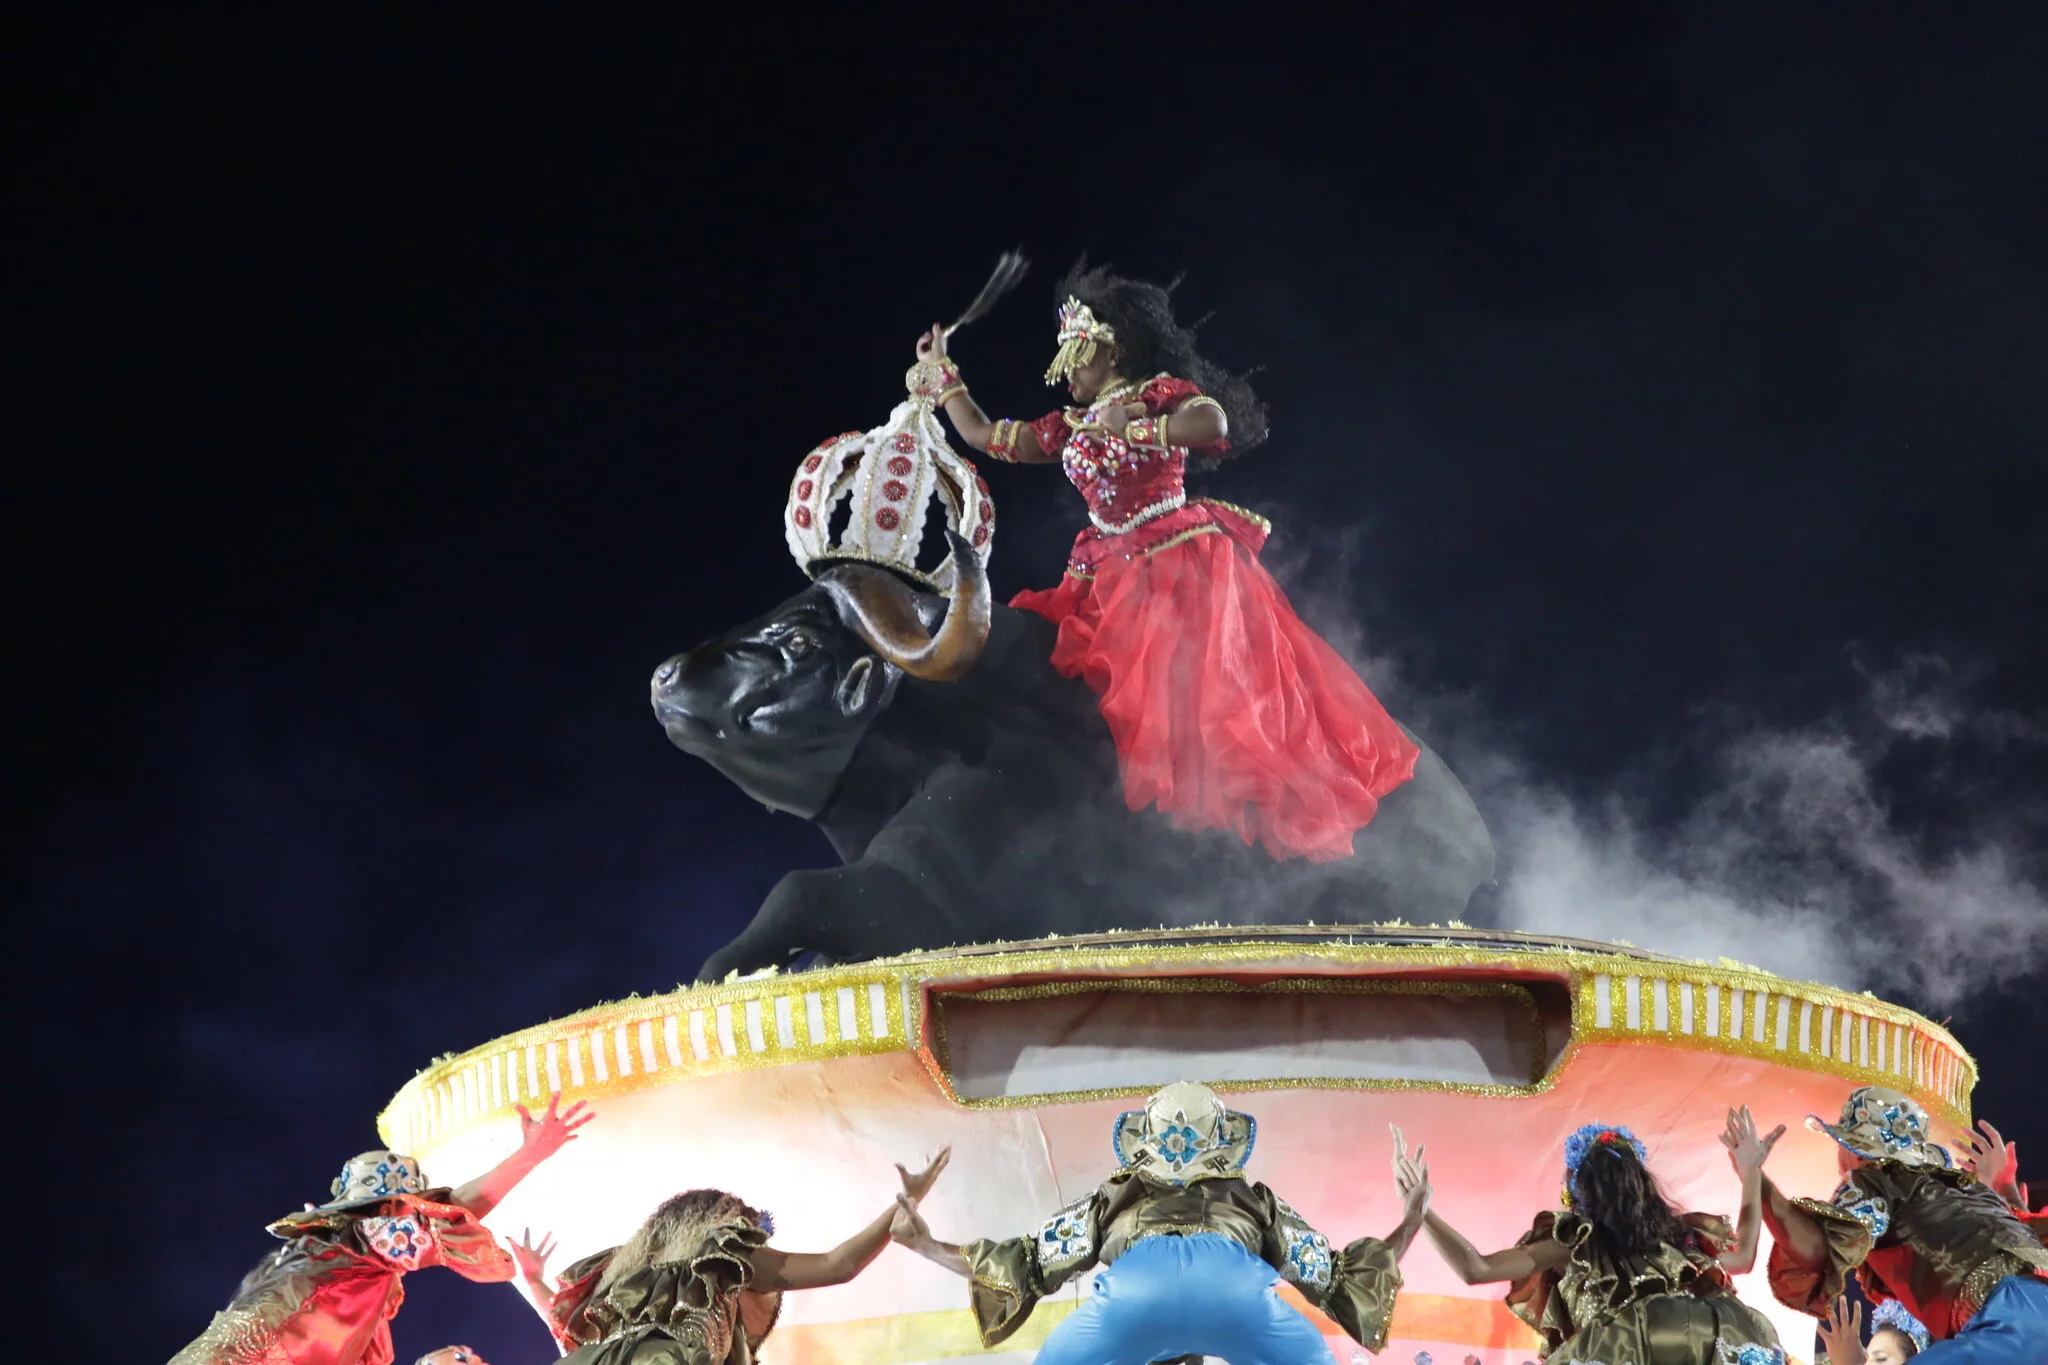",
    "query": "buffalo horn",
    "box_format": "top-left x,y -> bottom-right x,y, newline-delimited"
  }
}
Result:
821,531 -> 991,682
